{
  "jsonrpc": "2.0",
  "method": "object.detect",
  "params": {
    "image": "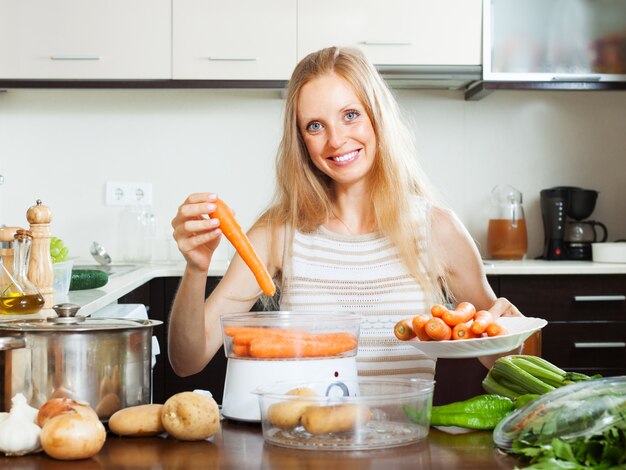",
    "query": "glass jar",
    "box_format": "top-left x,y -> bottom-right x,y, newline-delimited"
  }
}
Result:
0,229 -> 44,315
487,185 -> 528,260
